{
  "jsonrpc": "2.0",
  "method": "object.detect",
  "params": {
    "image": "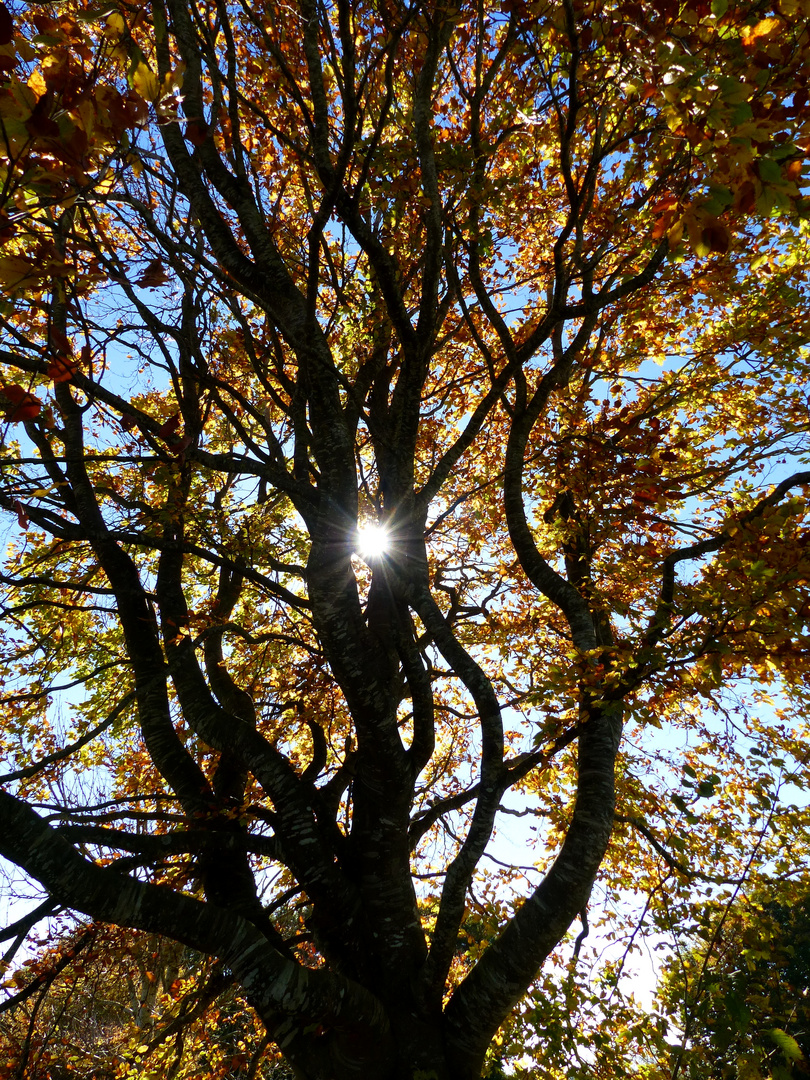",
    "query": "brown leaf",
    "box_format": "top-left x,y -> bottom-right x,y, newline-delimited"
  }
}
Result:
702,223 -> 731,255
25,98 -> 60,140
734,181 -> 757,214
0,4 -> 12,46
135,258 -> 171,289
0,213 -> 16,244
786,159 -> 804,183
49,329 -> 72,356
